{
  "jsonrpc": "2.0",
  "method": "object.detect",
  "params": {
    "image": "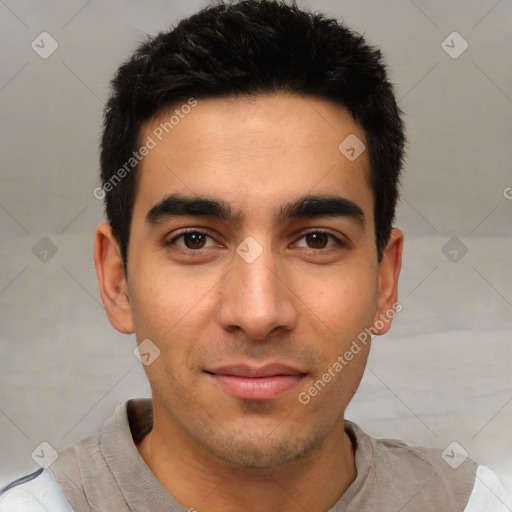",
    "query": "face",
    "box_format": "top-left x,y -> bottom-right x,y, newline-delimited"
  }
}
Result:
97,93 -> 402,468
